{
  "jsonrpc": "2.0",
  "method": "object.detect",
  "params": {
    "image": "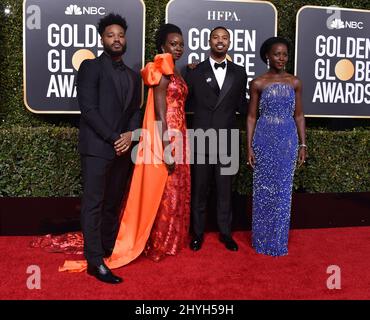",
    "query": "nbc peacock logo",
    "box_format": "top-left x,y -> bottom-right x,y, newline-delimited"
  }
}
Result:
327,16 -> 364,30
330,18 -> 345,29
64,4 -> 106,16
65,4 -> 82,15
